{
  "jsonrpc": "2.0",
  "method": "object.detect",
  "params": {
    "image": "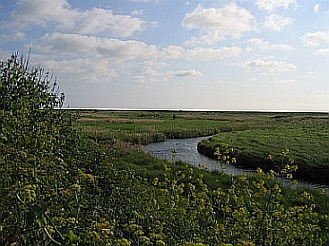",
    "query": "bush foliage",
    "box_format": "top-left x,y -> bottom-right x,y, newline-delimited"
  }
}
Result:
0,53 -> 328,245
